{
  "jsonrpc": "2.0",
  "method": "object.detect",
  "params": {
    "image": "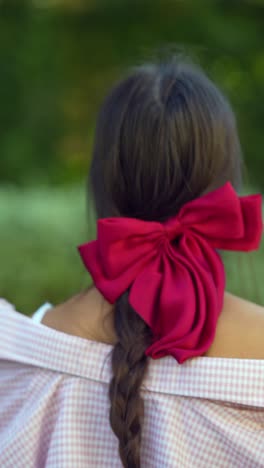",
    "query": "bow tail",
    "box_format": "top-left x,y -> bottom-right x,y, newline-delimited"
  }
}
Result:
130,235 -> 225,364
